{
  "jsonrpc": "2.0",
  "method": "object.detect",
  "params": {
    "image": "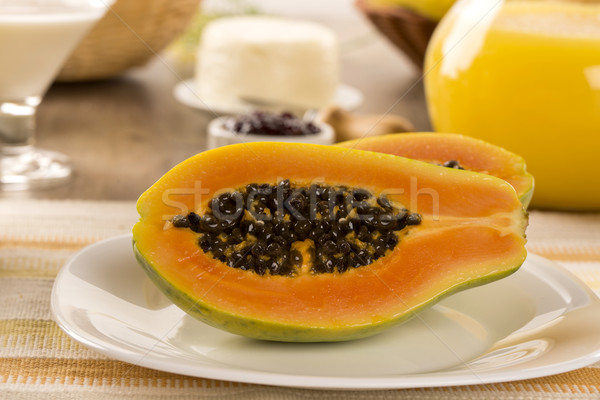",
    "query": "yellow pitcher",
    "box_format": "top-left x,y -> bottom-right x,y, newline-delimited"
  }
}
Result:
425,0 -> 600,210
